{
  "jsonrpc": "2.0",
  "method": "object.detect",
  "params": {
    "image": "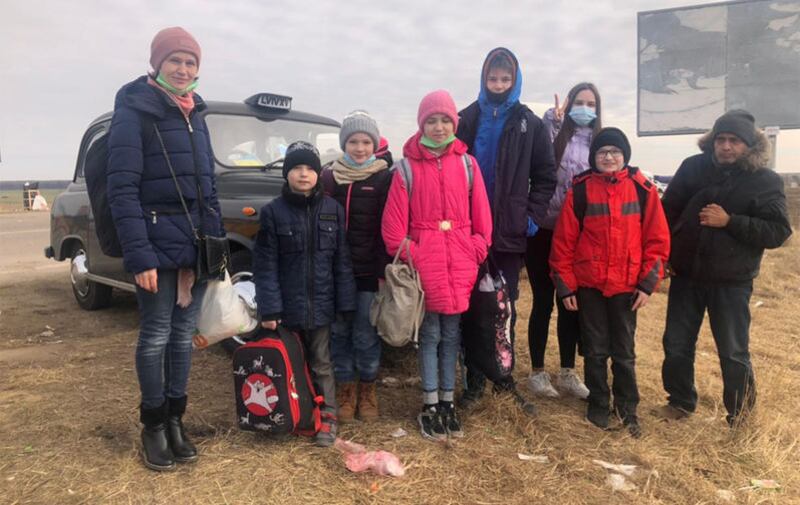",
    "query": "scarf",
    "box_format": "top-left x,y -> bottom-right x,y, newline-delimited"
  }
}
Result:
331,157 -> 388,184
147,76 -> 196,118
176,268 -> 196,308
